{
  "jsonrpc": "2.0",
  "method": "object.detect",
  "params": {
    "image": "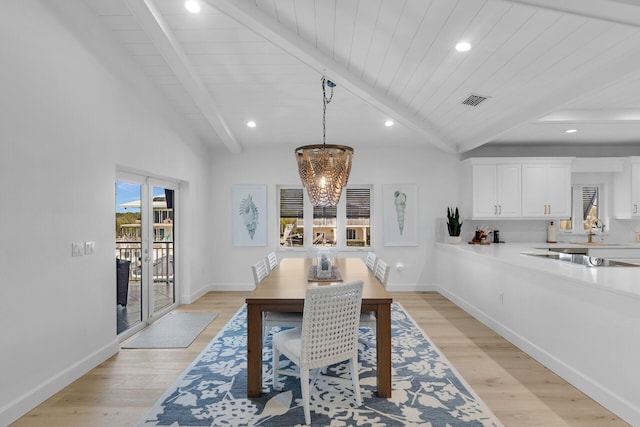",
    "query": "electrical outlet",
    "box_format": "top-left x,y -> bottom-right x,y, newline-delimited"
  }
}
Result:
72,243 -> 84,257
84,241 -> 95,255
